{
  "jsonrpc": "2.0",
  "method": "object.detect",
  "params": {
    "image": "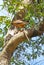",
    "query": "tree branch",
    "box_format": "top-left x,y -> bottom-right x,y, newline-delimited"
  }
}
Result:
0,21 -> 44,61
